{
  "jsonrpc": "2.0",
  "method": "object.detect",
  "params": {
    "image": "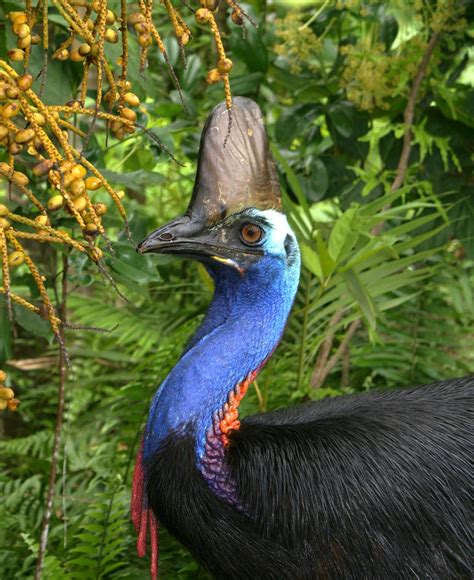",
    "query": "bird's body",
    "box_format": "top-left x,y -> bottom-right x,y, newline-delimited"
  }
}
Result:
134,98 -> 473,579
148,377 -> 472,580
